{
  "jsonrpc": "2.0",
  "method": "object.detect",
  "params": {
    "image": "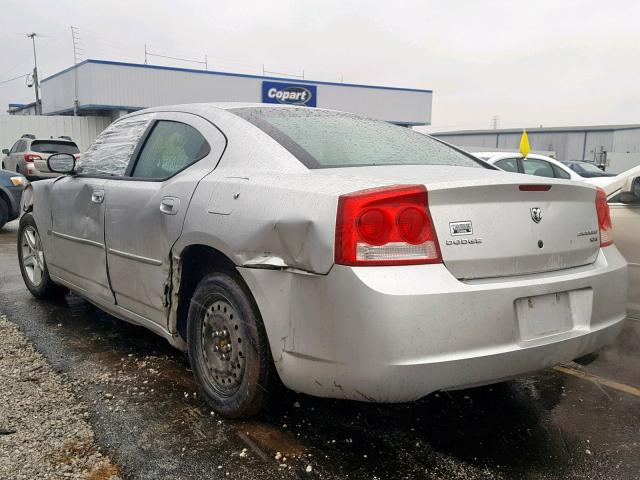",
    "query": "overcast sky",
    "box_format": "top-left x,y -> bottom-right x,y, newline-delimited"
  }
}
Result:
1,0 -> 639,132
